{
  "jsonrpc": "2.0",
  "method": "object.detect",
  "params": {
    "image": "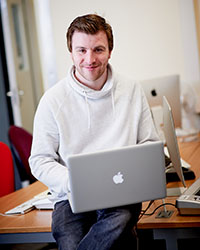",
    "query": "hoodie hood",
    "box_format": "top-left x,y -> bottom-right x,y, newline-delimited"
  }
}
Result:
68,64 -> 115,99
68,64 -> 116,129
